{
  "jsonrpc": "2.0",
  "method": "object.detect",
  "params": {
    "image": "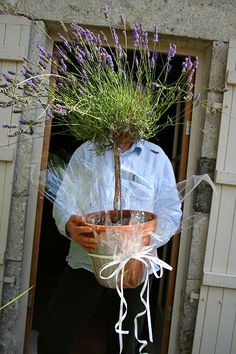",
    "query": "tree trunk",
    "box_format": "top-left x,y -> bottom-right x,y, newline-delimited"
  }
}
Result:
113,144 -> 122,211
